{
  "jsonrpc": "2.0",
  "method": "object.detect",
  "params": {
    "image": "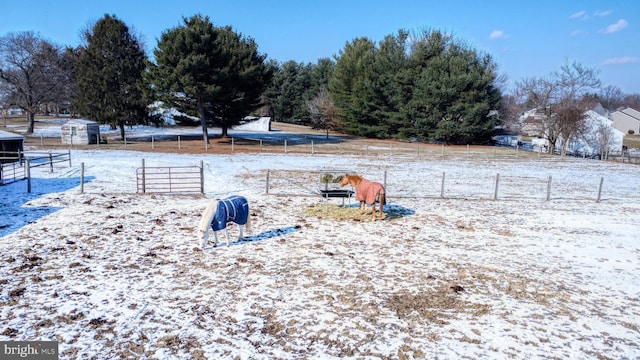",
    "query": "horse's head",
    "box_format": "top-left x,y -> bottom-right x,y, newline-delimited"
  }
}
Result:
197,199 -> 219,246
340,173 -> 361,187
340,174 -> 350,187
